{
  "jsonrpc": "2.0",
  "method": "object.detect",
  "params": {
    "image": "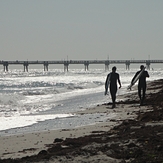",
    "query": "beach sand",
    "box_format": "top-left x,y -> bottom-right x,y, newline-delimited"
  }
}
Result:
0,79 -> 163,163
